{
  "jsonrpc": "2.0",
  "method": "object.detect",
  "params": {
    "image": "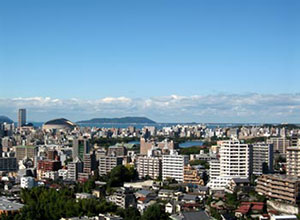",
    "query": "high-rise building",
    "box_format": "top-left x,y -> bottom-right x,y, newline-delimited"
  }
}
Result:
252,143 -> 273,175
286,147 -> 300,177
72,137 -> 90,160
208,139 -> 251,190
18,109 -> 26,127
162,151 -> 189,182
